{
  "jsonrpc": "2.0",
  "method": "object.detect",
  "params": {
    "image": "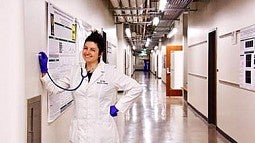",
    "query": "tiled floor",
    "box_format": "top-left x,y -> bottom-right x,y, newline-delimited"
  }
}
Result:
121,71 -> 230,143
